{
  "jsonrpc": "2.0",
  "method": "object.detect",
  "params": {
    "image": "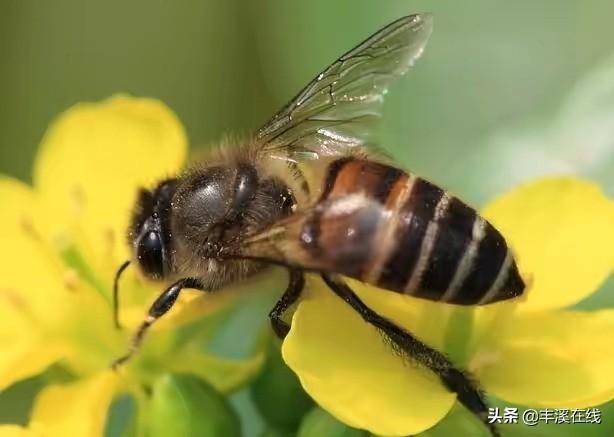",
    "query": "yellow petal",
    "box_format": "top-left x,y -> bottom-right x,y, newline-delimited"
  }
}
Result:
29,372 -> 119,437
0,426 -> 41,437
0,178 -> 75,390
282,278 -> 456,436
0,339 -> 67,391
482,177 -> 614,311
473,310 -> 614,407
33,95 -> 187,266
0,177 -> 68,324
